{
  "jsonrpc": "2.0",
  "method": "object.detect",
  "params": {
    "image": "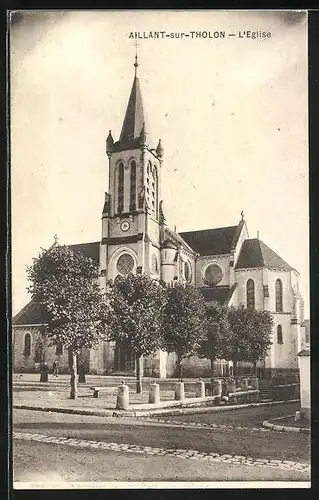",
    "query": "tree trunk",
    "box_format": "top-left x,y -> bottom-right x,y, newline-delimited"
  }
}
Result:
69,350 -> 77,399
233,361 -> 238,377
210,356 -> 215,378
177,354 -> 182,379
136,356 -> 142,394
210,356 -> 215,396
253,361 -> 257,376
